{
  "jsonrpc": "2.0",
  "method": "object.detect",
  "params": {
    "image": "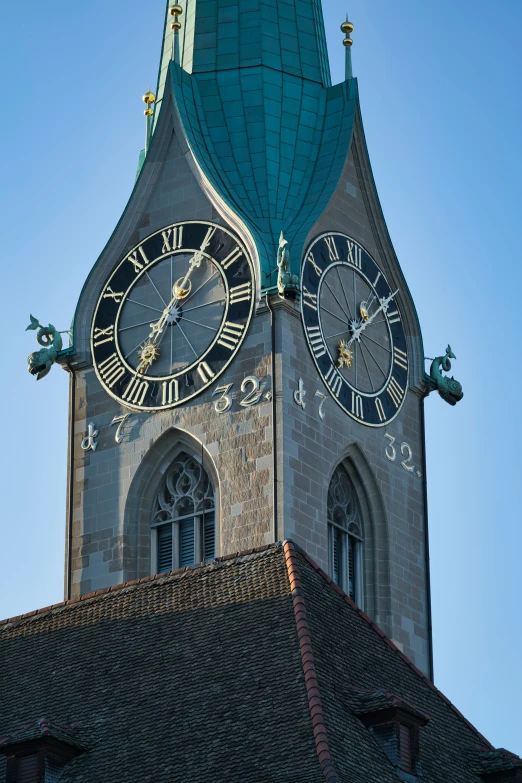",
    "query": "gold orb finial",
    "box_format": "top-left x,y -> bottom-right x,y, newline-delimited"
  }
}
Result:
341,15 -> 353,46
171,20 -> 182,30
143,90 -> 156,105
169,4 -> 183,16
